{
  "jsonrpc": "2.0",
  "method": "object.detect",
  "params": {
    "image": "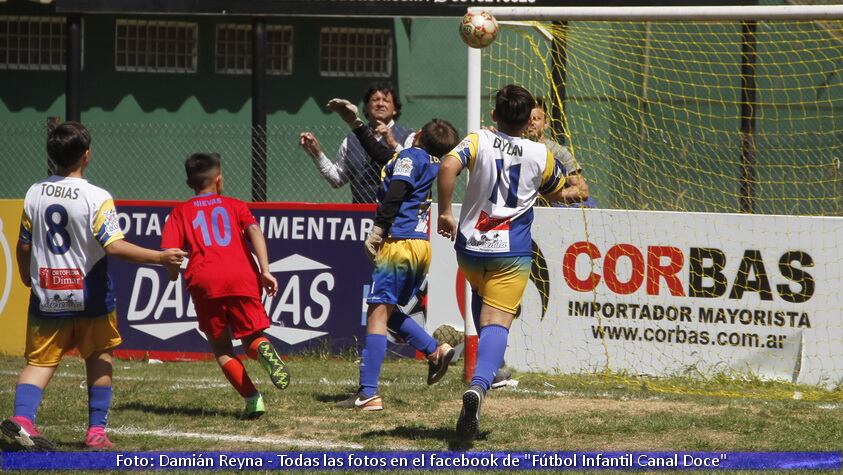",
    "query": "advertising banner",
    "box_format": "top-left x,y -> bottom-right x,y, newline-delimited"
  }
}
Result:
0,200 -> 28,356
110,201 -> 379,360
428,206 -> 843,386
